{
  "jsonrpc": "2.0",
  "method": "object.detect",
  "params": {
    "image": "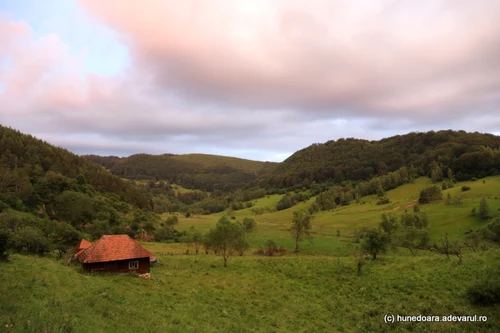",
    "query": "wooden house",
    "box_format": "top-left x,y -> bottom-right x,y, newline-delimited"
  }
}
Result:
75,235 -> 156,274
